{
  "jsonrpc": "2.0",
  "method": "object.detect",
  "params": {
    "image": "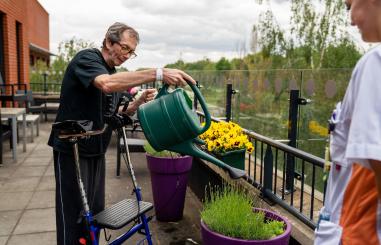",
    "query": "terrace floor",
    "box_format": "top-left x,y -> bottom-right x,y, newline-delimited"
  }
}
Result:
0,121 -> 202,245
